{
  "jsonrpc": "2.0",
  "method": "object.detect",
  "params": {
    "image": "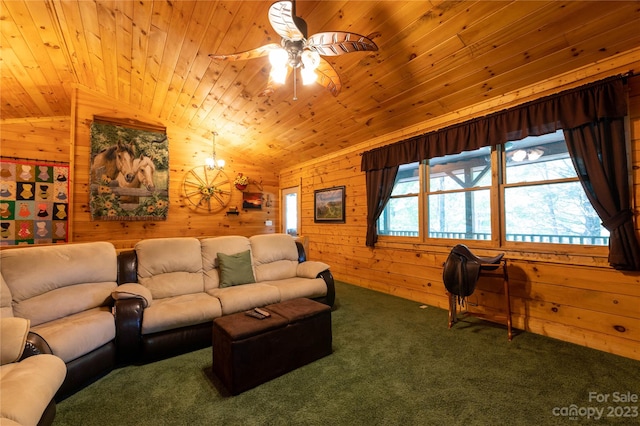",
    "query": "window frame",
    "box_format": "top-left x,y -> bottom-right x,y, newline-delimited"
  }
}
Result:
376,142 -> 609,256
